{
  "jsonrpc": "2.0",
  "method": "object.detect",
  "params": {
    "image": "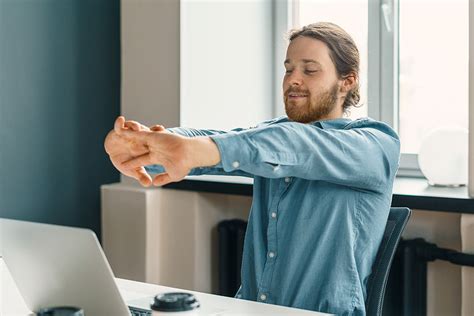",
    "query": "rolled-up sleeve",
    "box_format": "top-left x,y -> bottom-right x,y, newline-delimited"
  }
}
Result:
210,121 -> 400,191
